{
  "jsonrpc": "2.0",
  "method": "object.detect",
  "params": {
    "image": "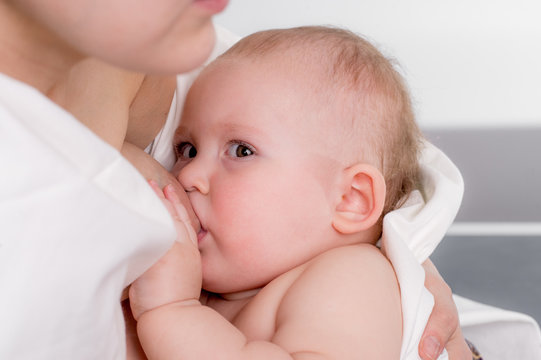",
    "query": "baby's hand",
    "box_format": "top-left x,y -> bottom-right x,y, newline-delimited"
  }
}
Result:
129,181 -> 202,321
